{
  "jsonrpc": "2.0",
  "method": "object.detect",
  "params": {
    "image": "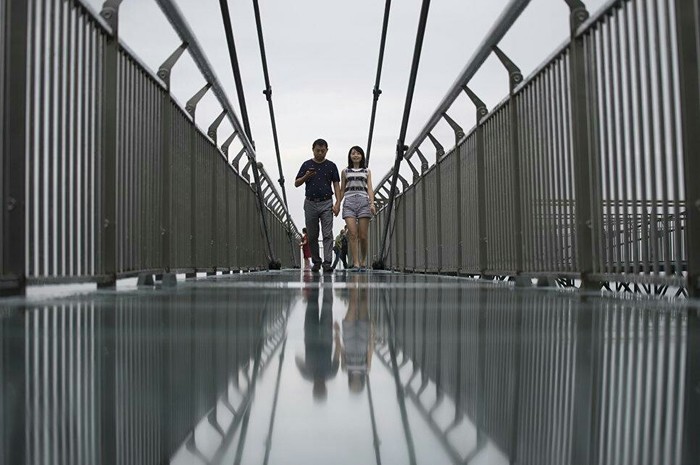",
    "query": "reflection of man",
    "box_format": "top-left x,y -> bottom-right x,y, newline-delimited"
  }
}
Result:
295,284 -> 340,401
